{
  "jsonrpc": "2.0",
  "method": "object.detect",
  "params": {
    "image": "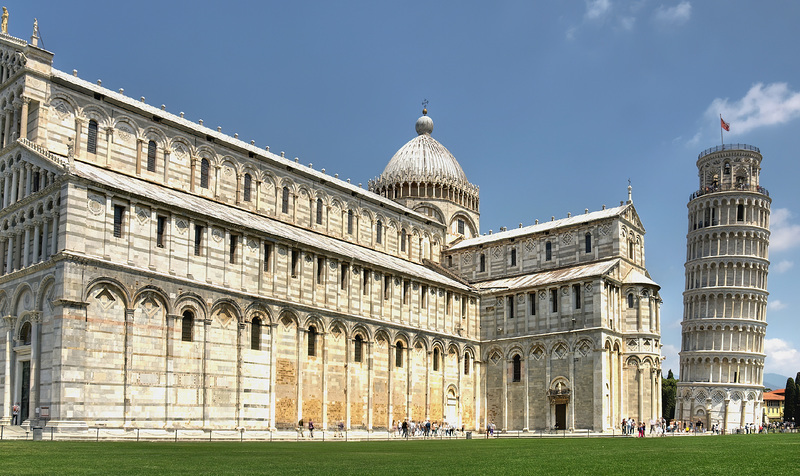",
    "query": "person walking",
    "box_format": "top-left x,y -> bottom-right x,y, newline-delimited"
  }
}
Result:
11,403 -> 19,425
308,420 -> 314,438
